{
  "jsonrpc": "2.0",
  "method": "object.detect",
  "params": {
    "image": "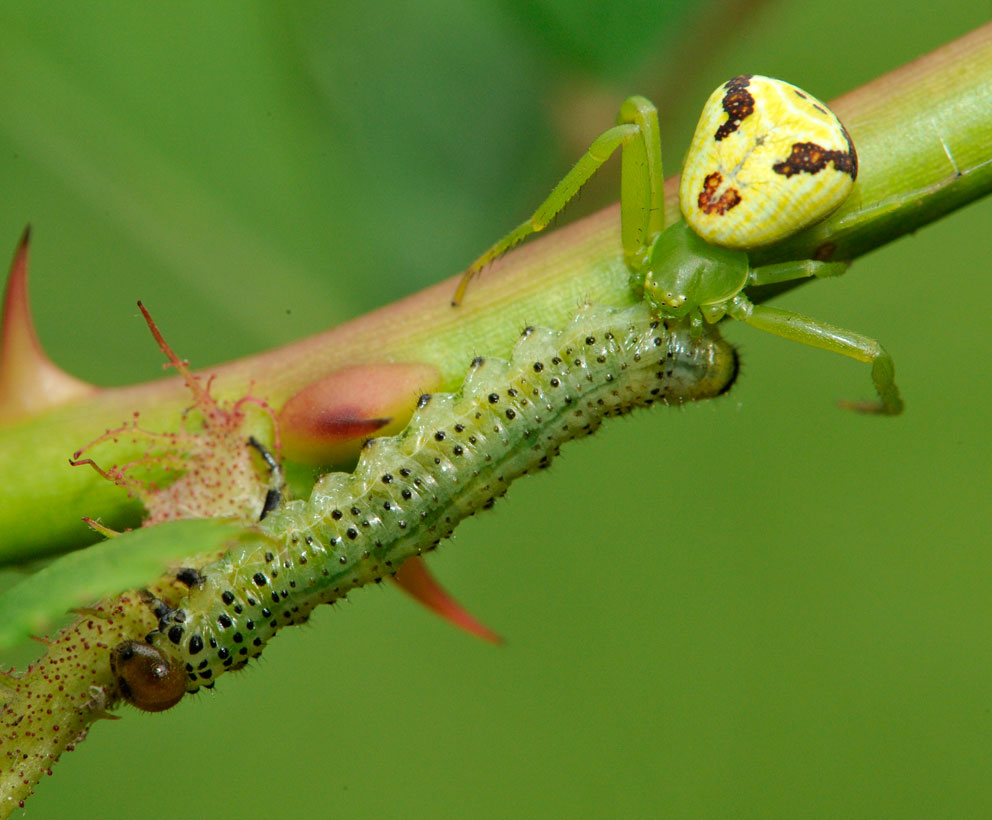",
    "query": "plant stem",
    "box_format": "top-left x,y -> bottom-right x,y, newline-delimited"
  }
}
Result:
0,23 -> 990,563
